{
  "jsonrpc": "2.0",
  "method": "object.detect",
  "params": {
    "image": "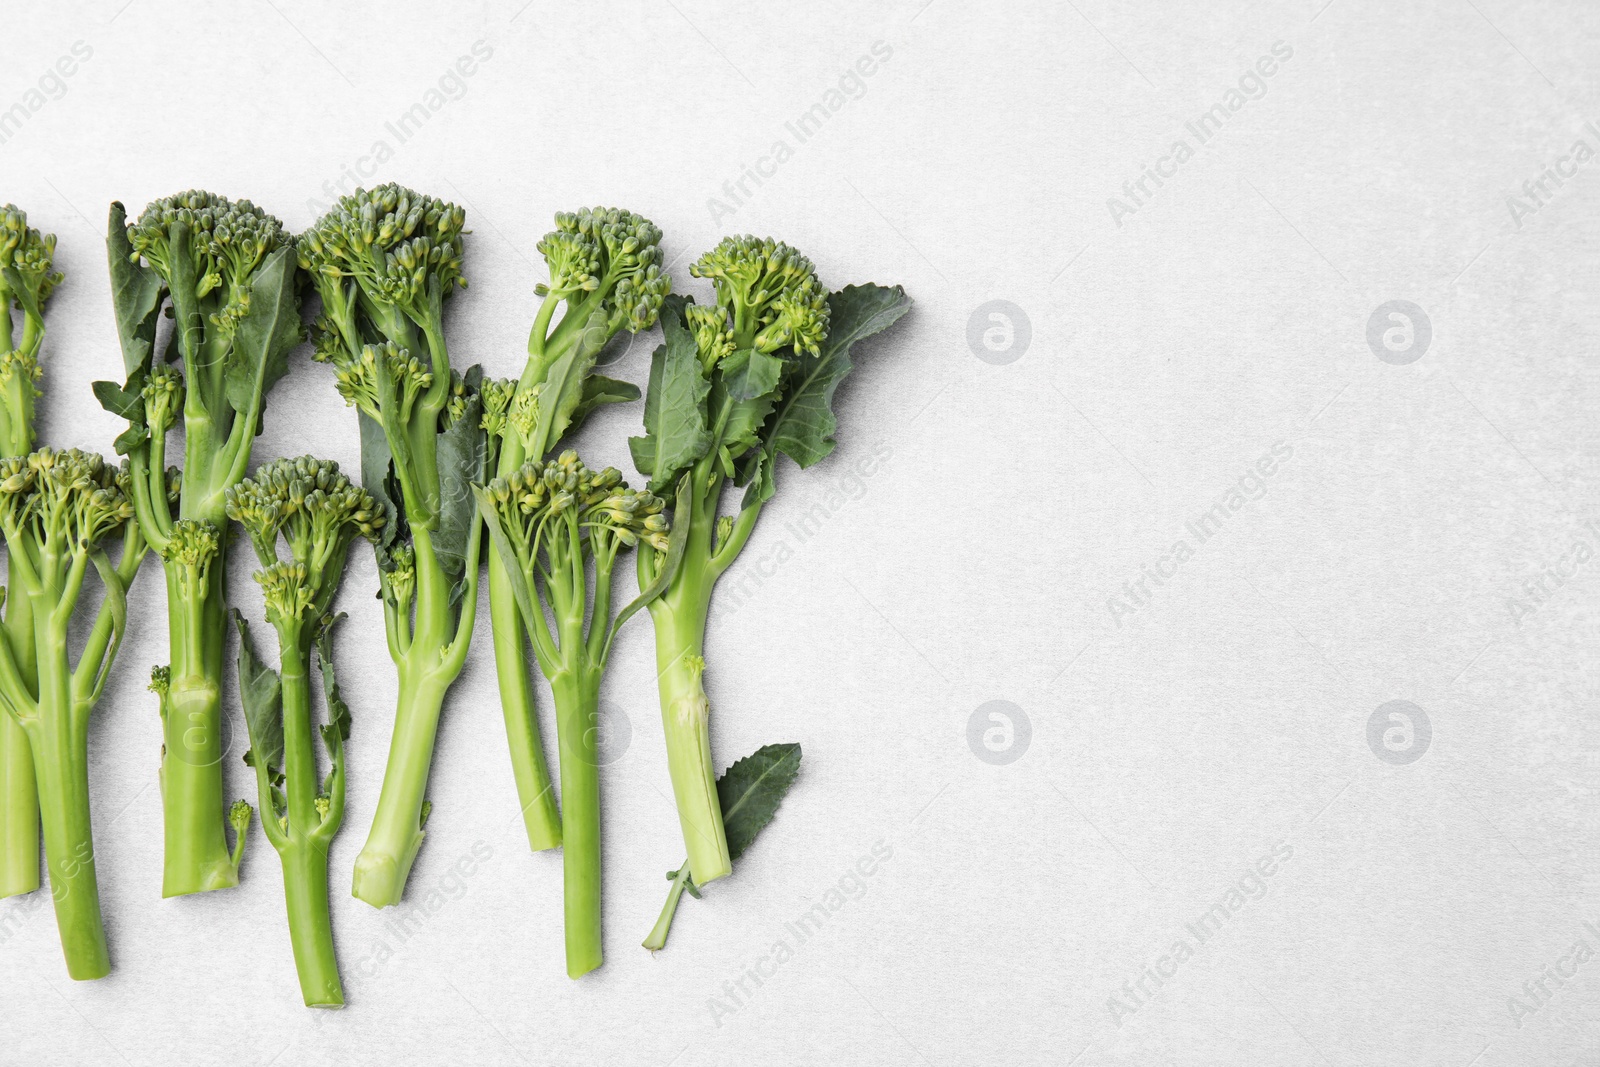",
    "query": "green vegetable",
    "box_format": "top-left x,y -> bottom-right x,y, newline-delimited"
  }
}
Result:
476,451 -> 676,977
0,449 -> 146,978
484,207 -> 667,854
0,204 -> 60,901
629,236 -> 910,885
643,742 -> 801,951
226,456 -> 378,1007
96,192 -> 301,897
299,184 -> 484,908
